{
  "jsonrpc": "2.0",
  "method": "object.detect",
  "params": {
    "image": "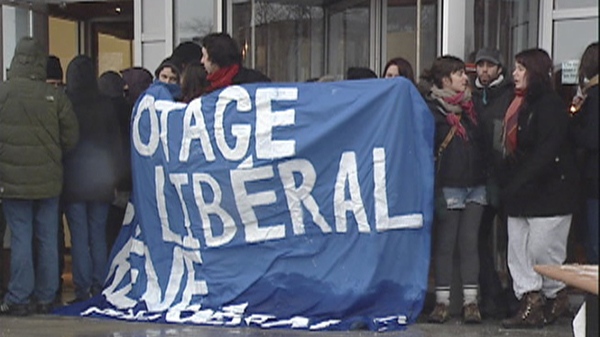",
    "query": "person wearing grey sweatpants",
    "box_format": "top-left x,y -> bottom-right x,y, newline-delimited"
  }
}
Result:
499,49 -> 579,329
